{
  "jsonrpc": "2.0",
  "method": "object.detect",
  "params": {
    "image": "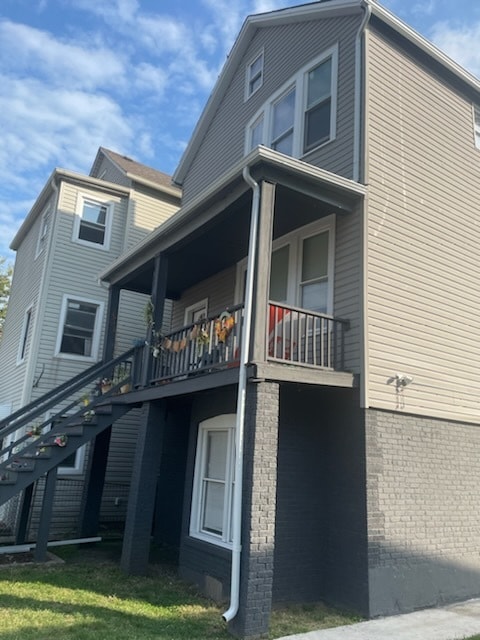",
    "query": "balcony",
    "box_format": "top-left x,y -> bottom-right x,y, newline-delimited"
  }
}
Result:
142,302 -> 349,386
